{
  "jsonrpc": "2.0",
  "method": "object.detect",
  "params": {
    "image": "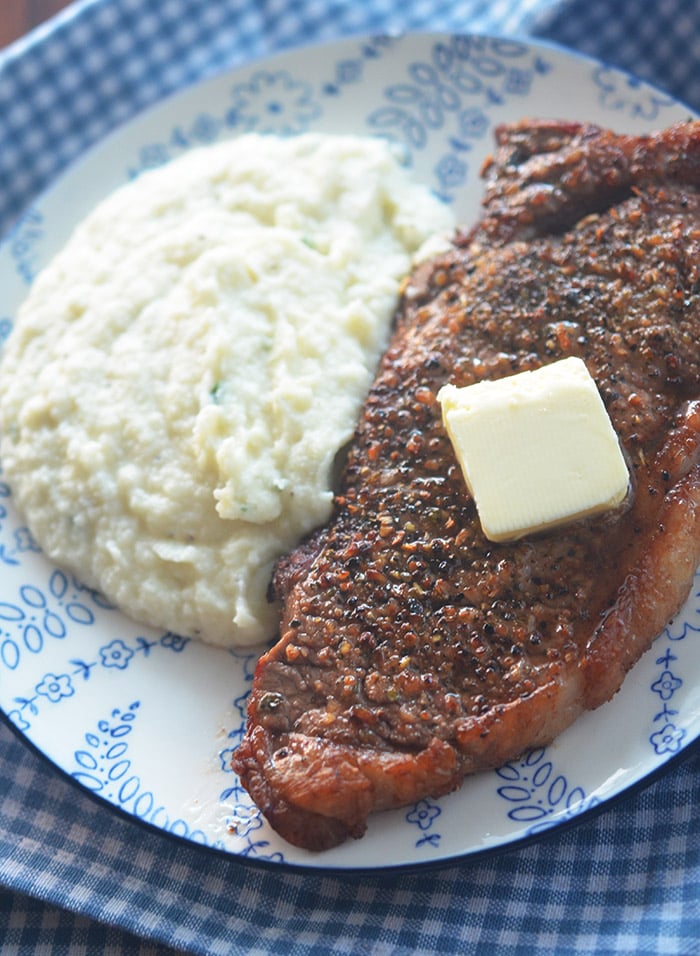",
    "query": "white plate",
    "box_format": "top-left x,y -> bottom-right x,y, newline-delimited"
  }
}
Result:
1,32 -> 698,872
